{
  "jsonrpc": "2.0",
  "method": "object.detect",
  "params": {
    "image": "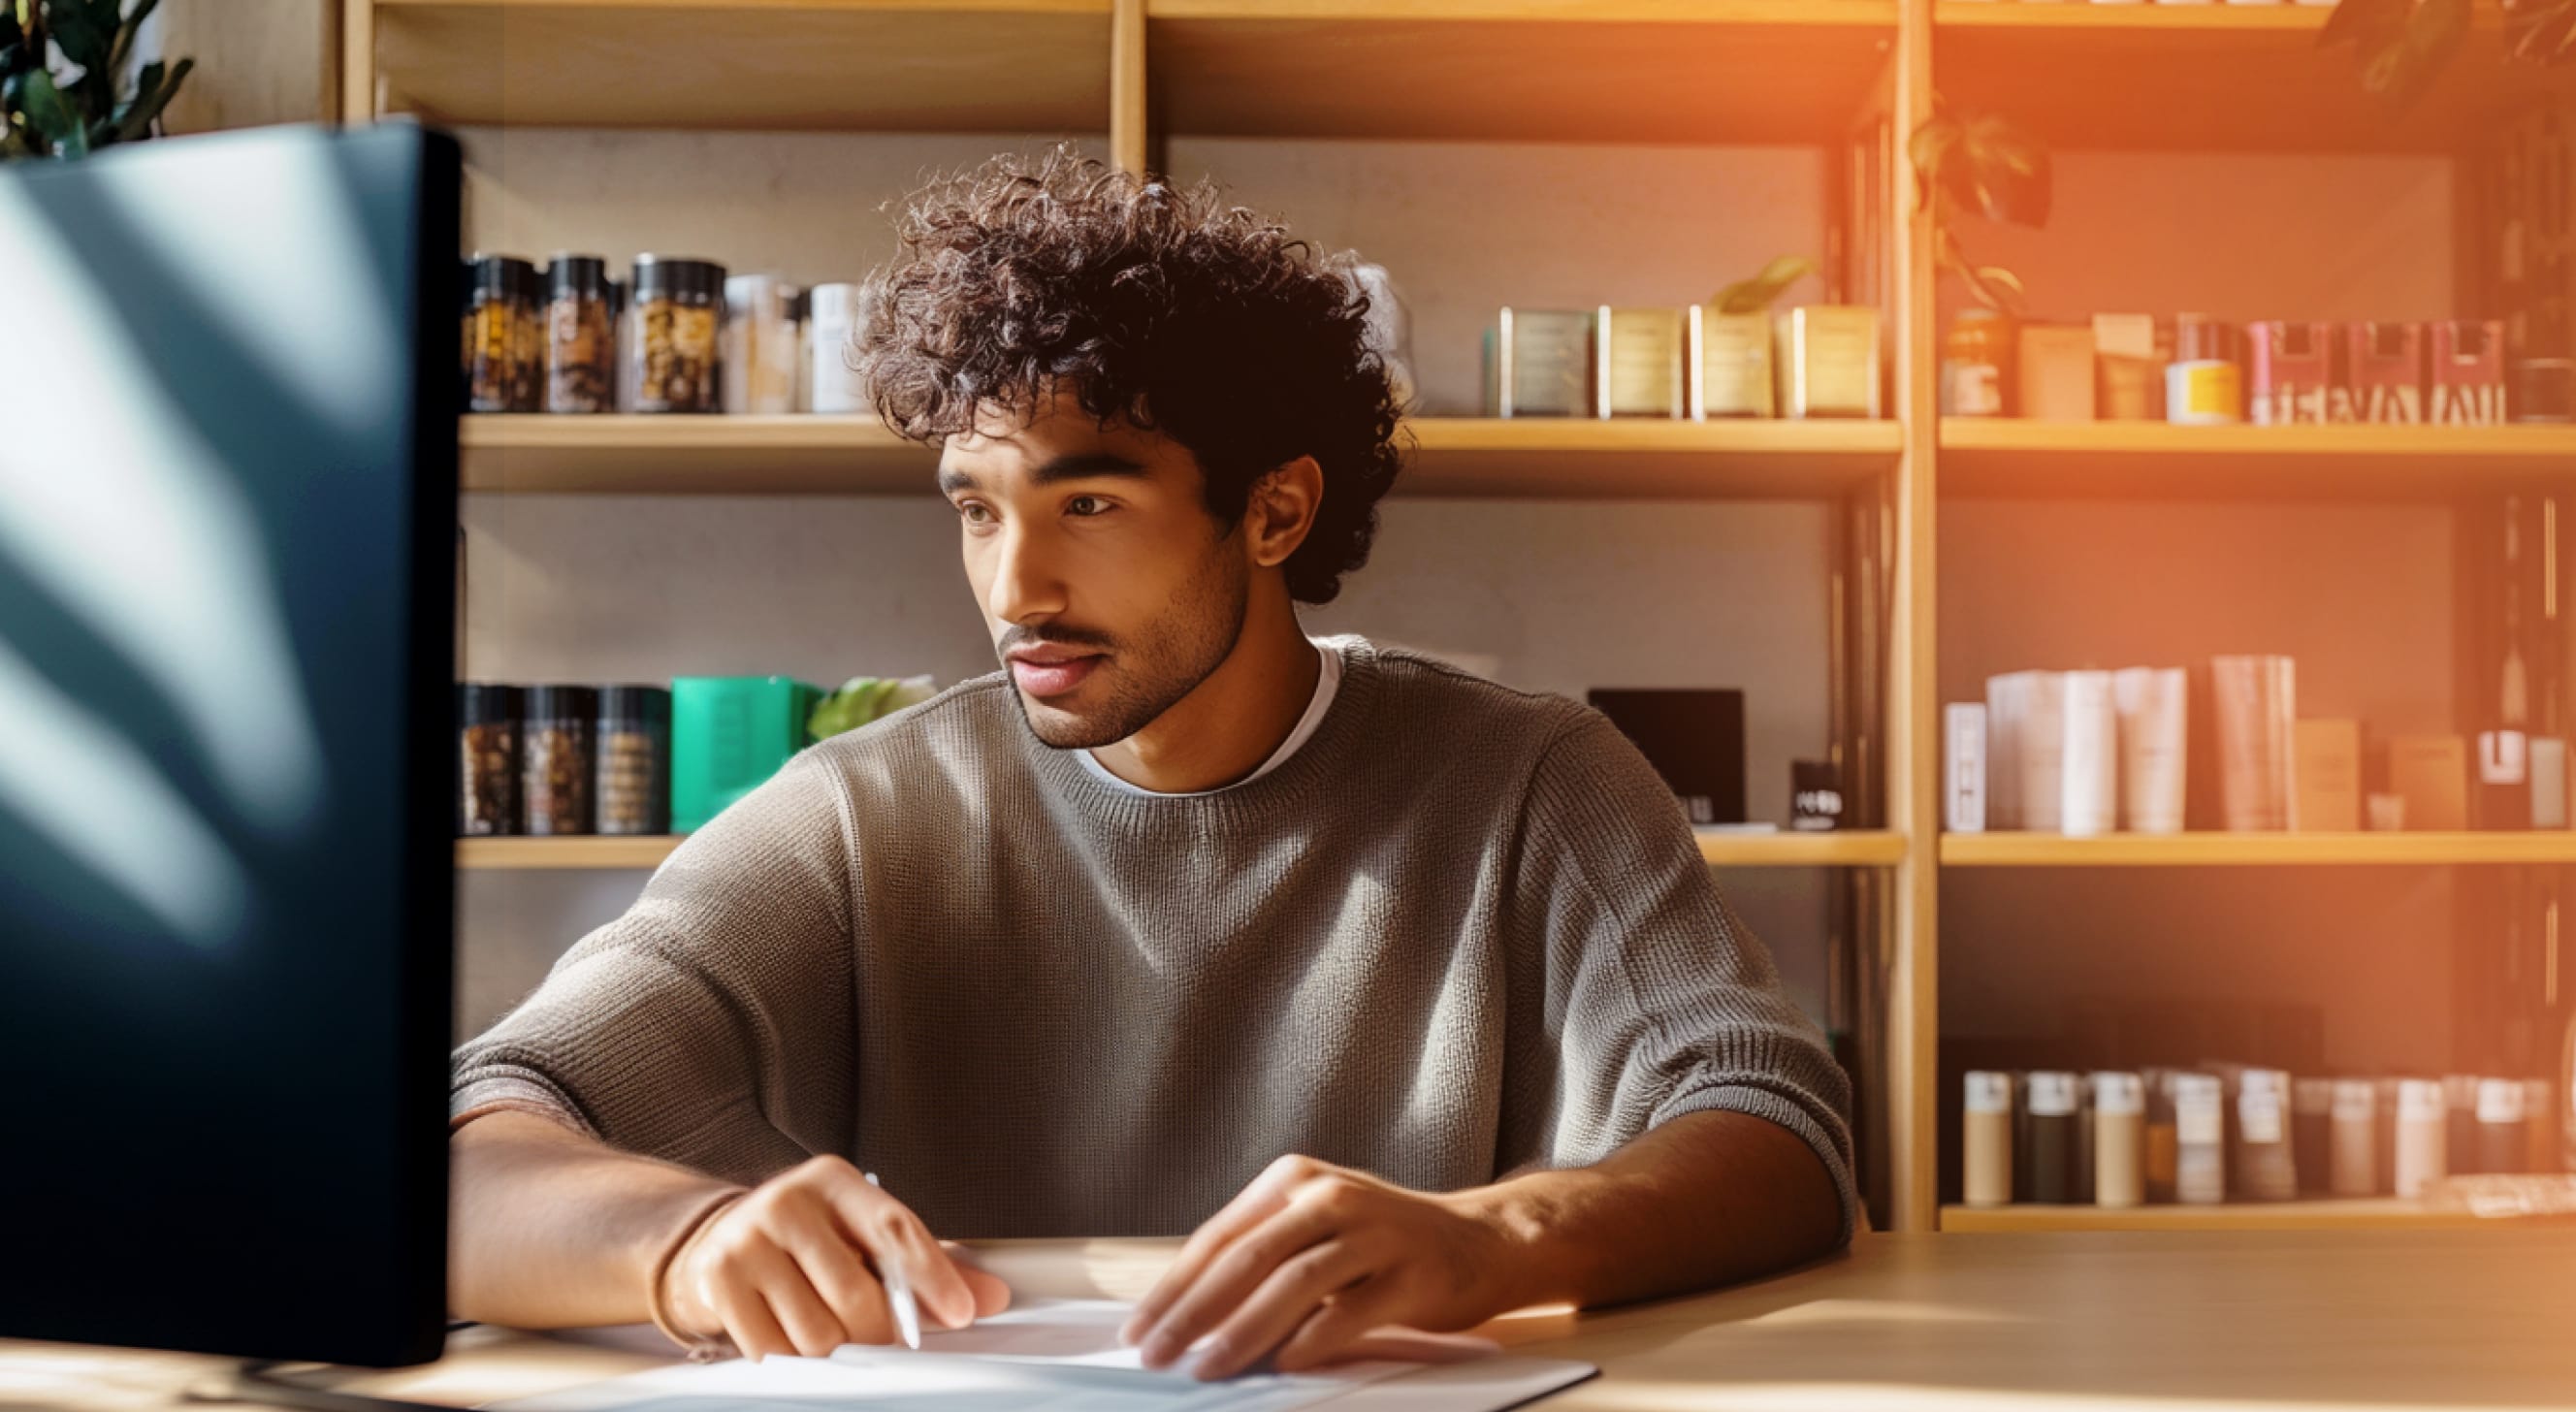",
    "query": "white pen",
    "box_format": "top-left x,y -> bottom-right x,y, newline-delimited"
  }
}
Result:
861,1171 -> 923,1350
